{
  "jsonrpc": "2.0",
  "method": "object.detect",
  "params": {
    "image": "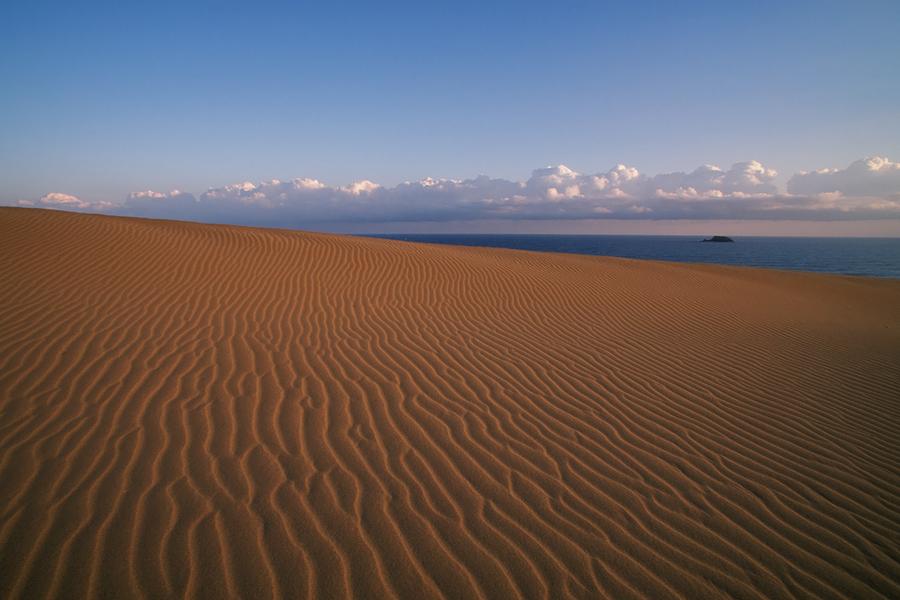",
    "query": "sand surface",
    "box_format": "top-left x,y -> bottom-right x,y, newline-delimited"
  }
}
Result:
1,207 -> 899,599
